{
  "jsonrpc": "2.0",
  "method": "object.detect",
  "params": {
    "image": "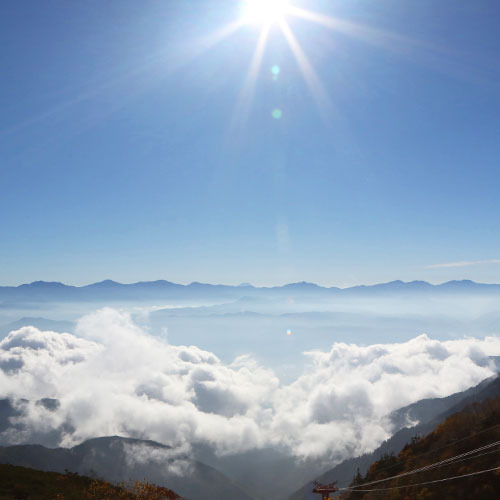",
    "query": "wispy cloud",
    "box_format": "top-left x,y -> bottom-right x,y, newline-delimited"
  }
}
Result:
426,259 -> 500,269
